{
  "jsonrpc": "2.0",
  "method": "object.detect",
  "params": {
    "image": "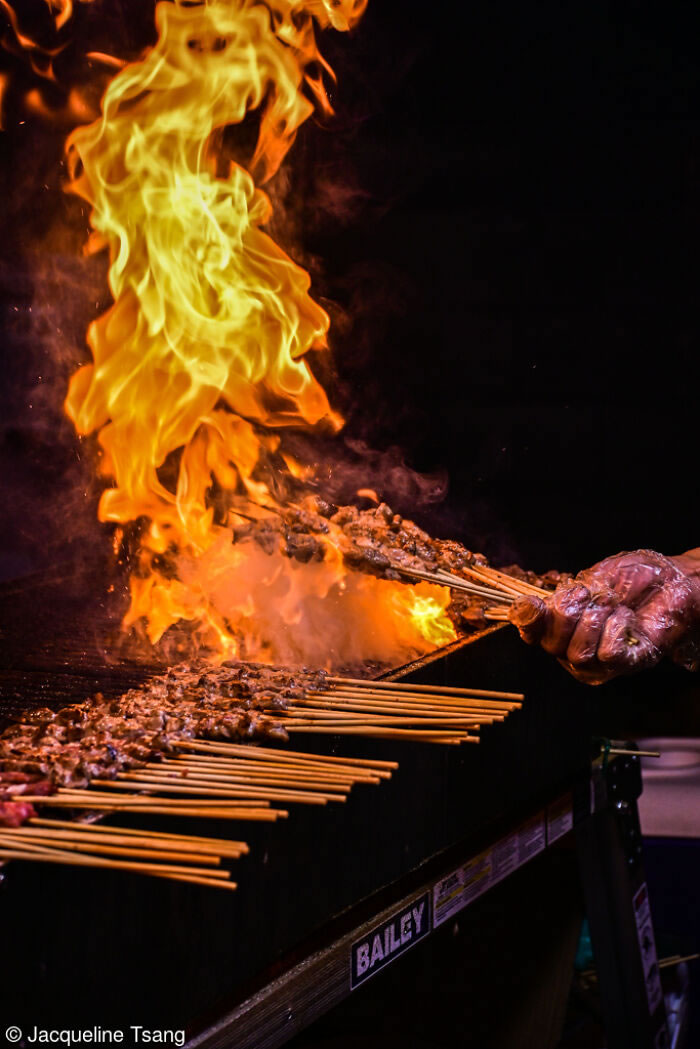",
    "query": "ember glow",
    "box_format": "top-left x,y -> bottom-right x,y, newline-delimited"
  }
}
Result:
63,0 -> 456,666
